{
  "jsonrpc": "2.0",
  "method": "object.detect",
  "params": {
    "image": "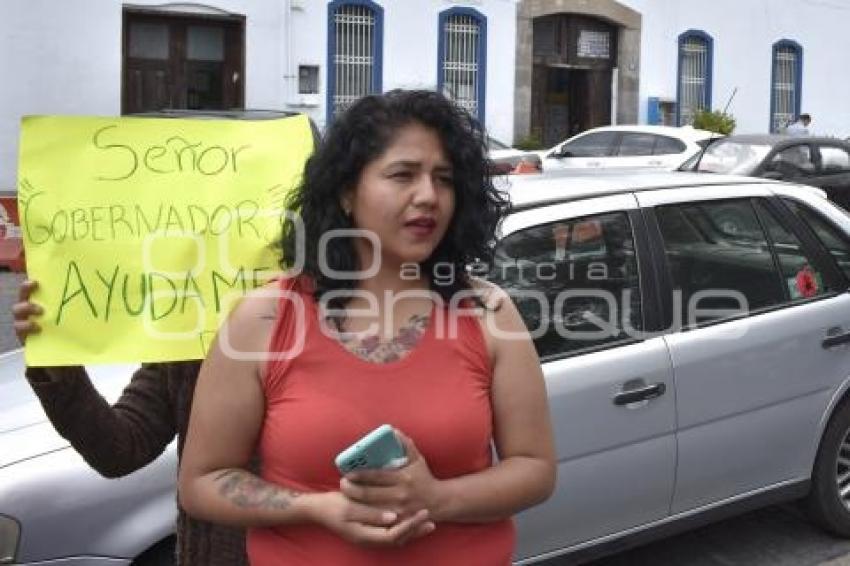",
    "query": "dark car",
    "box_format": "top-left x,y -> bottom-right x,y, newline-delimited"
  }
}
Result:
681,134 -> 850,211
